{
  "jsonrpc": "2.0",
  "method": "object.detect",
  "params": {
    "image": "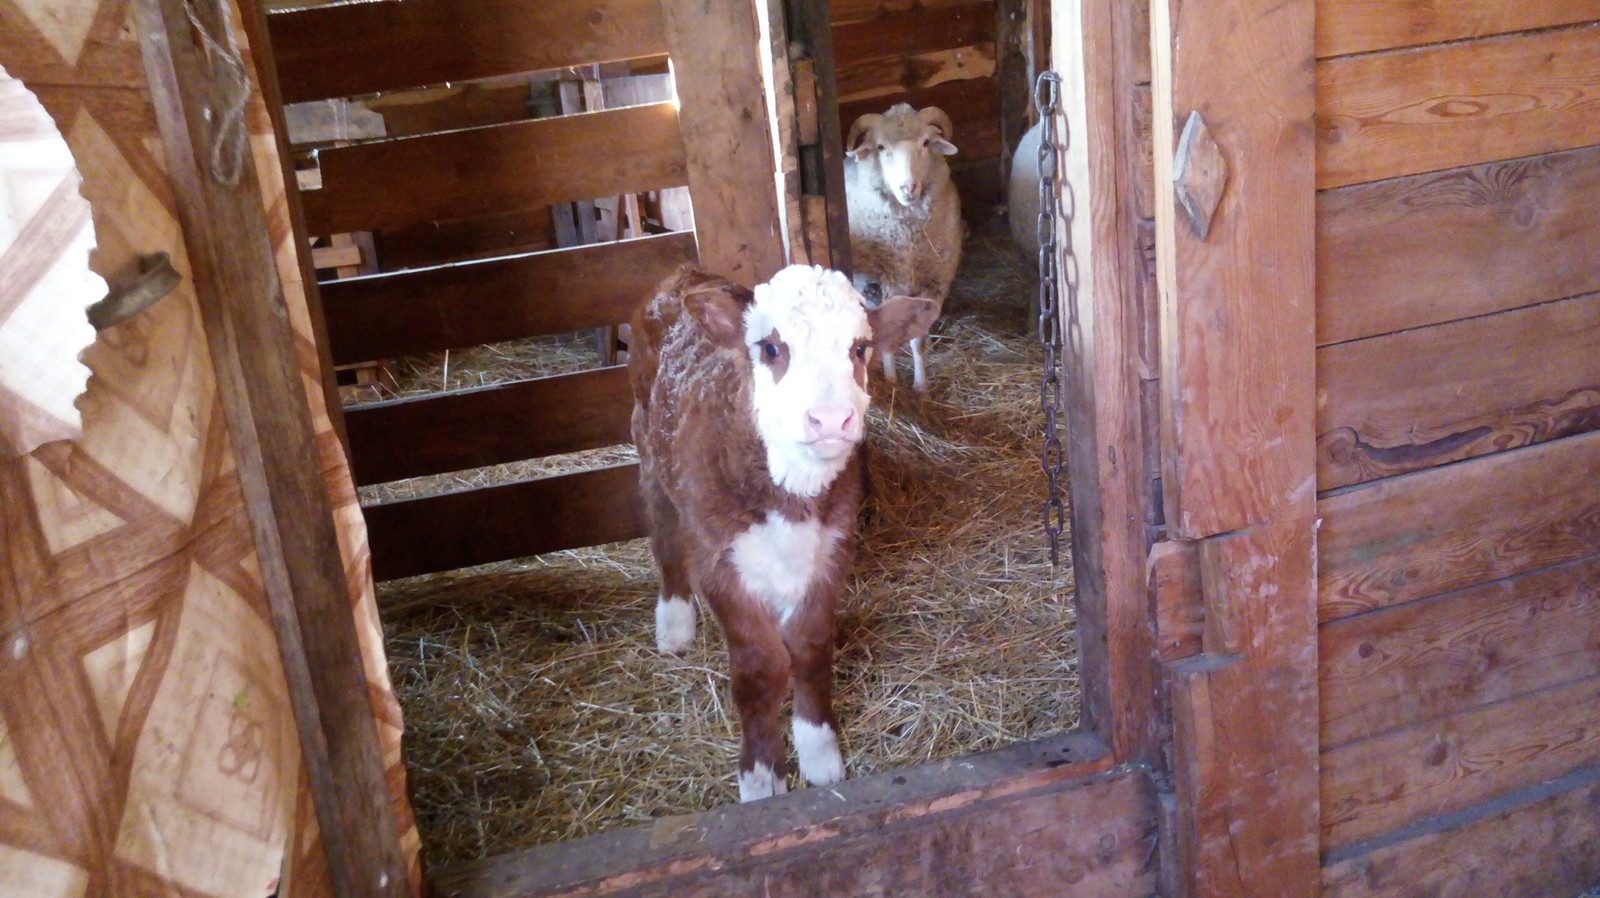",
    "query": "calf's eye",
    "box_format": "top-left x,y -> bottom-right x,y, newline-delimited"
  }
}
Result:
761,341 -> 779,359
853,344 -> 868,360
